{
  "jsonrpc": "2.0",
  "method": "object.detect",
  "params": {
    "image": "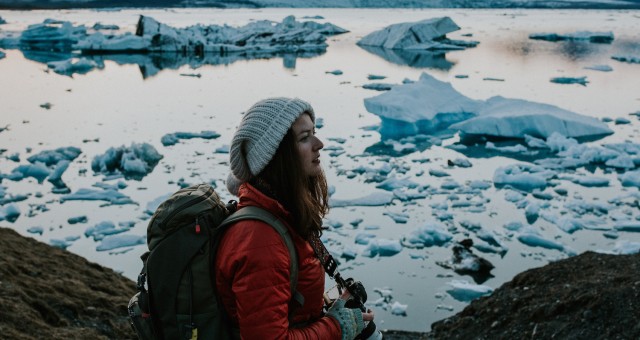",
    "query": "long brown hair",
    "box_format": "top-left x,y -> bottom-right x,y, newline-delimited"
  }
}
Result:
252,113 -> 329,239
